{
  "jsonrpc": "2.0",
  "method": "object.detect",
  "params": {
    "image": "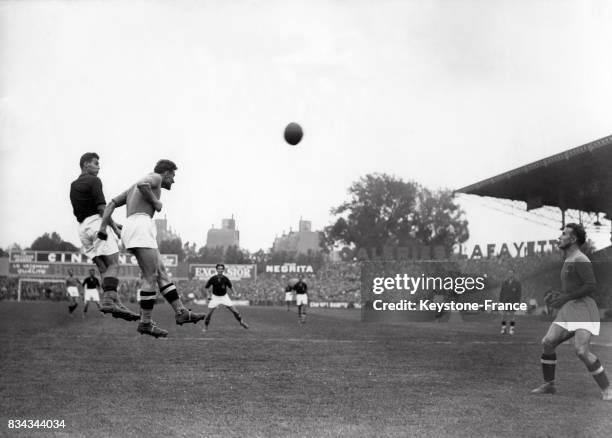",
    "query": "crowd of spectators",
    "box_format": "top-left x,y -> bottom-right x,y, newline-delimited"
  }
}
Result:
0,251 -> 609,309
